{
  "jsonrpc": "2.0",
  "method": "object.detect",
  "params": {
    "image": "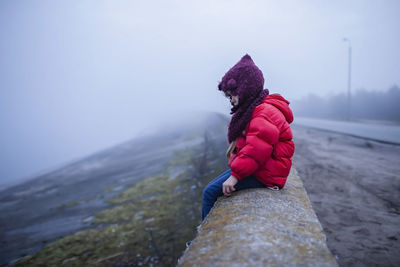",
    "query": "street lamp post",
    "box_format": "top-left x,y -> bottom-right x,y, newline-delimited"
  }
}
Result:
343,38 -> 352,121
